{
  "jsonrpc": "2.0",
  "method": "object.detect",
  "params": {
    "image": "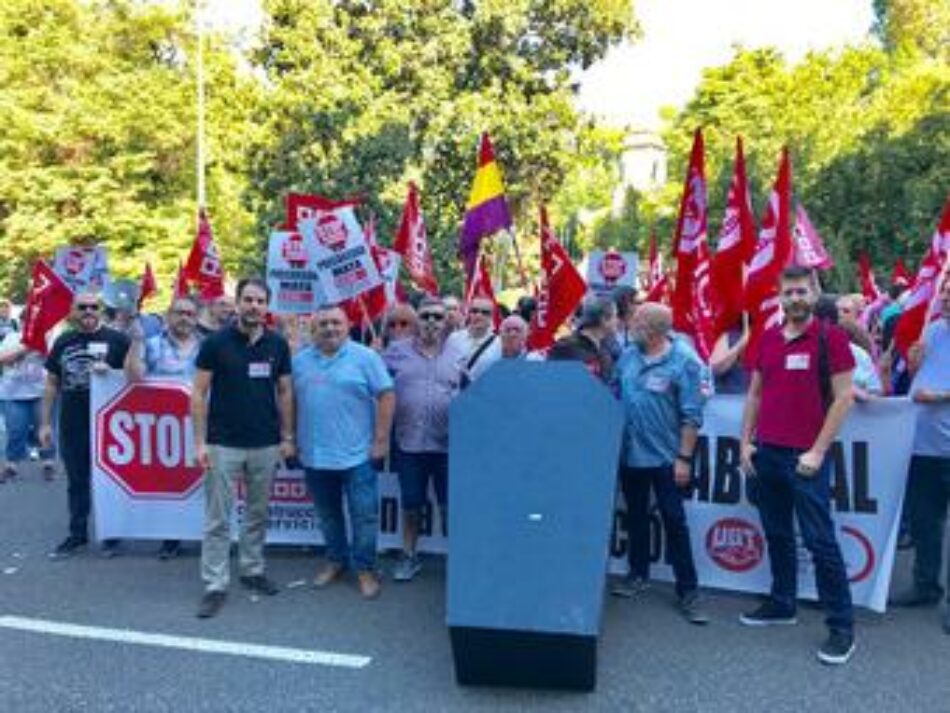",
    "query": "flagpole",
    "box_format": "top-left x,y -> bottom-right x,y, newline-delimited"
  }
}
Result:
195,0 -> 207,209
